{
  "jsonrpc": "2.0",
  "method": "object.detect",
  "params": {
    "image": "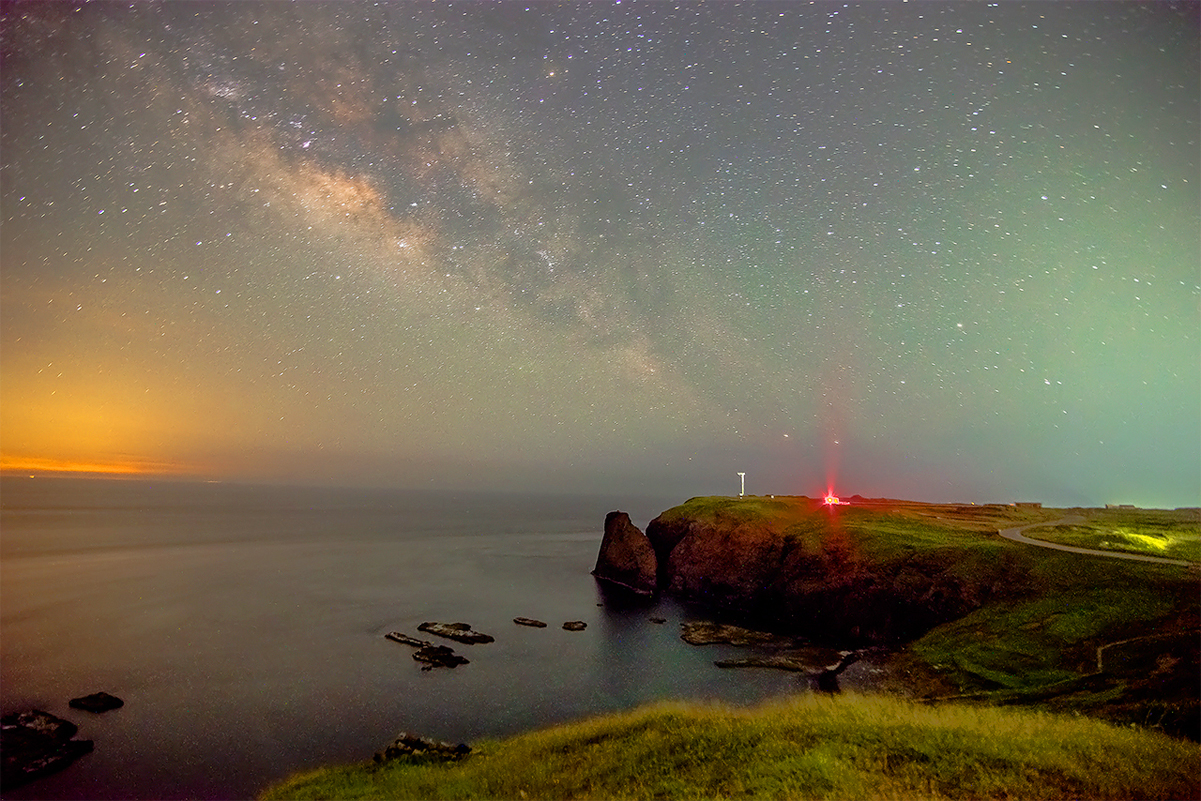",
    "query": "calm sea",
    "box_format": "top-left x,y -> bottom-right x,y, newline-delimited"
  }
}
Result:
1,477 -> 819,800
